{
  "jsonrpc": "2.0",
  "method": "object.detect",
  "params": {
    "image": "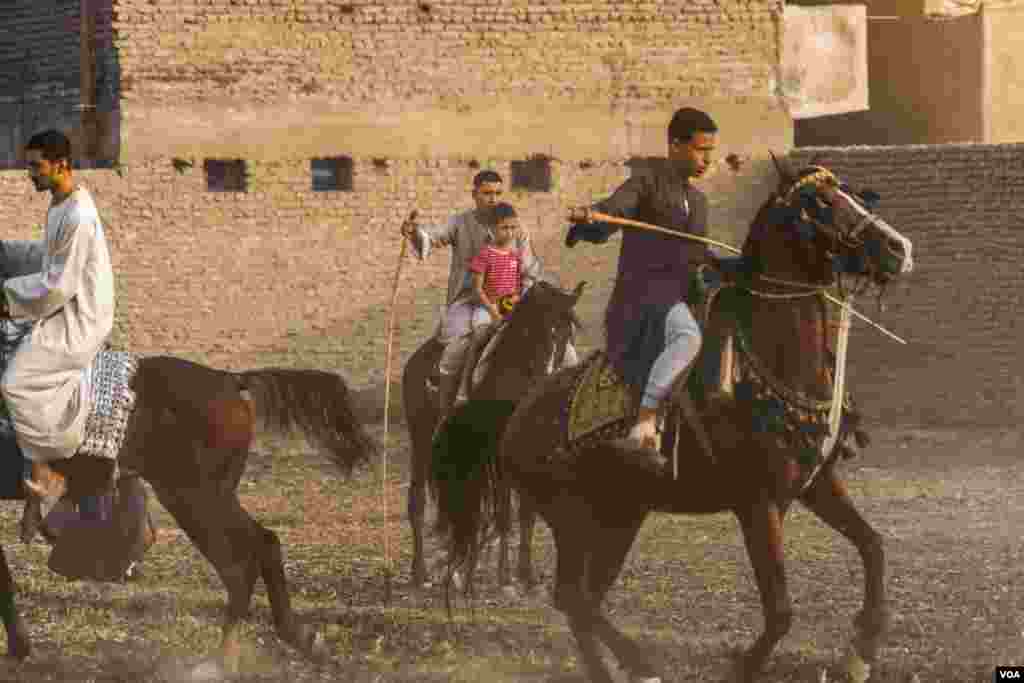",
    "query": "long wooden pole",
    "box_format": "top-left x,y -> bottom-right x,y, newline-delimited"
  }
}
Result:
589,210 -> 742,254
381,209 -> 416,604
584,211 -> 907,345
